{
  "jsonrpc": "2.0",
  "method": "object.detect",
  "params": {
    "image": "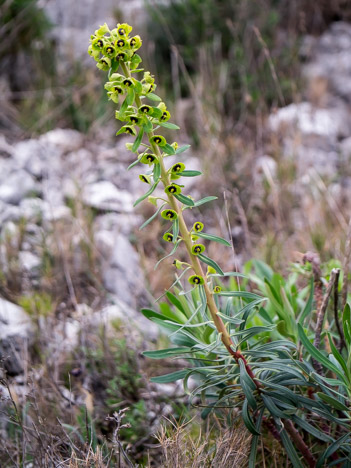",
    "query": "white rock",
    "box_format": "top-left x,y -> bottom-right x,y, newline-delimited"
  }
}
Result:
0,135 -> 13,157
268,102 -> 351,140
19,198 -> 46,221
0,202 -> 21,224
0,298 -> 32,339
39,129 -> 84,153
83,181 -> 134,212
340,137 -> 351,160
13,139 -> 61,177
18,251 -> 41,272
0,170 -> 38,204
